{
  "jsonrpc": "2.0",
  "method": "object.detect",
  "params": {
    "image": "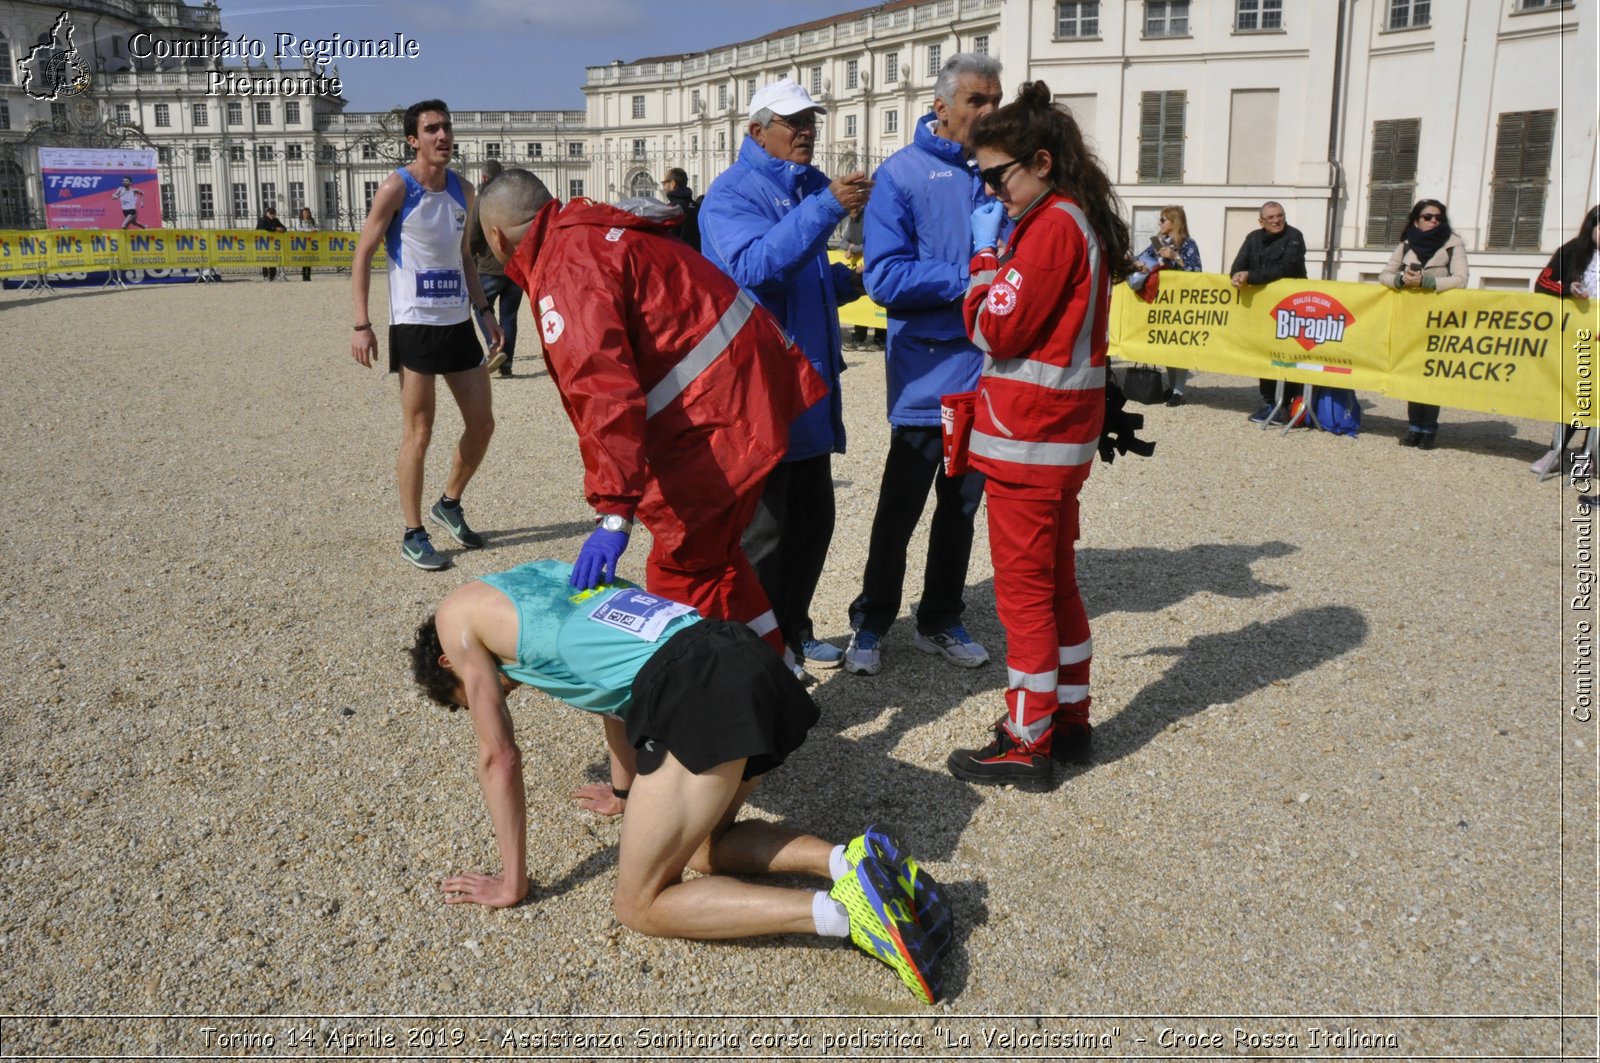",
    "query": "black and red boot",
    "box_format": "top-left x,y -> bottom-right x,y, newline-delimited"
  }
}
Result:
947,721 -> 1054,791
